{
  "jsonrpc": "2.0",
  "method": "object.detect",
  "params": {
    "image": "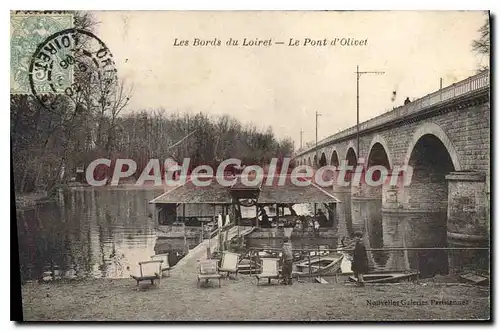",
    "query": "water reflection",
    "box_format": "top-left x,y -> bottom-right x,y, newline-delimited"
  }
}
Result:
16,185 -> 453,281
16,188 -> 163,281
